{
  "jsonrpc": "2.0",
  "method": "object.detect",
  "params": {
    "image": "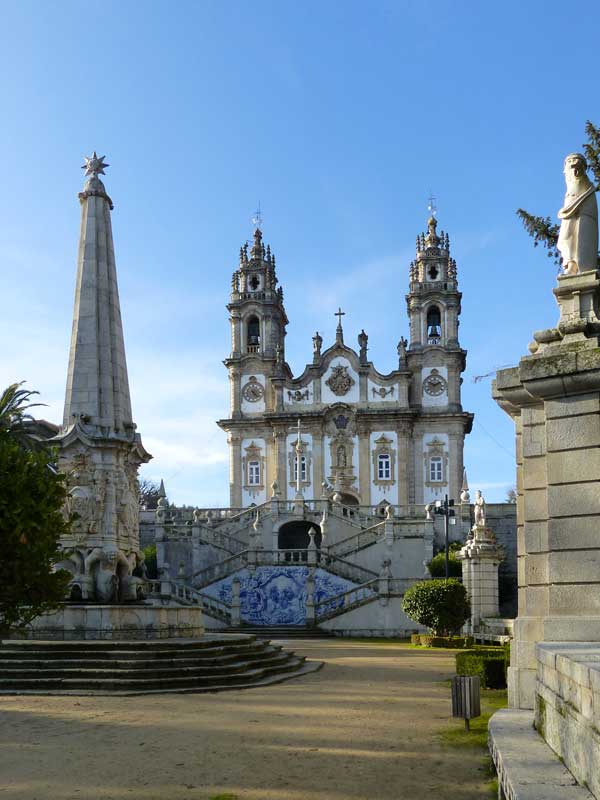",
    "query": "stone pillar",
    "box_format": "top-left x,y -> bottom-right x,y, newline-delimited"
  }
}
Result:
274,428 -> 287,502
305,570 -> 315,627
458,522 -> 503,633
228,433 -> 243,508
357,423 -> 371,505
231,577 -> 241,627
396,424 -> 411,512
494,269 -> 600,710
311,430 -> 324,500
